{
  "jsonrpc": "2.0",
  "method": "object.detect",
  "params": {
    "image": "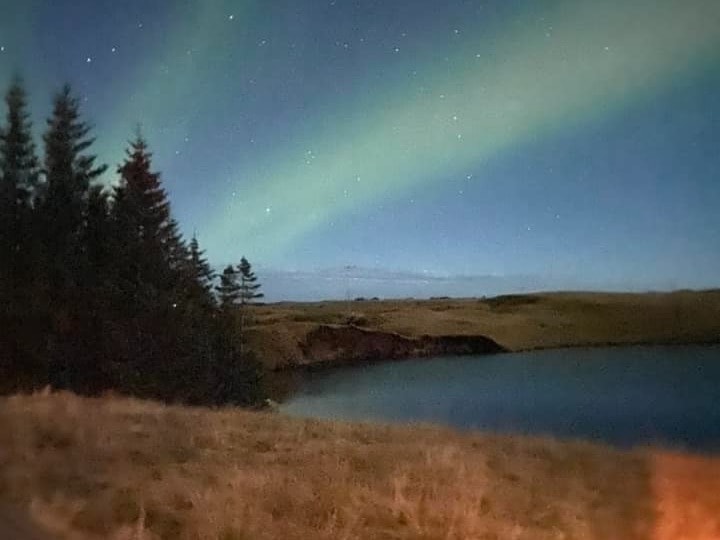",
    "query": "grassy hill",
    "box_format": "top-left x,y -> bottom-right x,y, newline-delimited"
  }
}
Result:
2,391 -> 719,539
246,290 -> 720,369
